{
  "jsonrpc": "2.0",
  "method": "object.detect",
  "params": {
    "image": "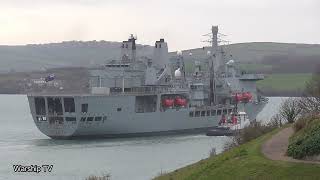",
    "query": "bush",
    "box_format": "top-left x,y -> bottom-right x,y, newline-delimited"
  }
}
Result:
268,113 -> 284,127
235,122 -> 276,145
287,117 -> 320,159
293,114 -> 319,132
